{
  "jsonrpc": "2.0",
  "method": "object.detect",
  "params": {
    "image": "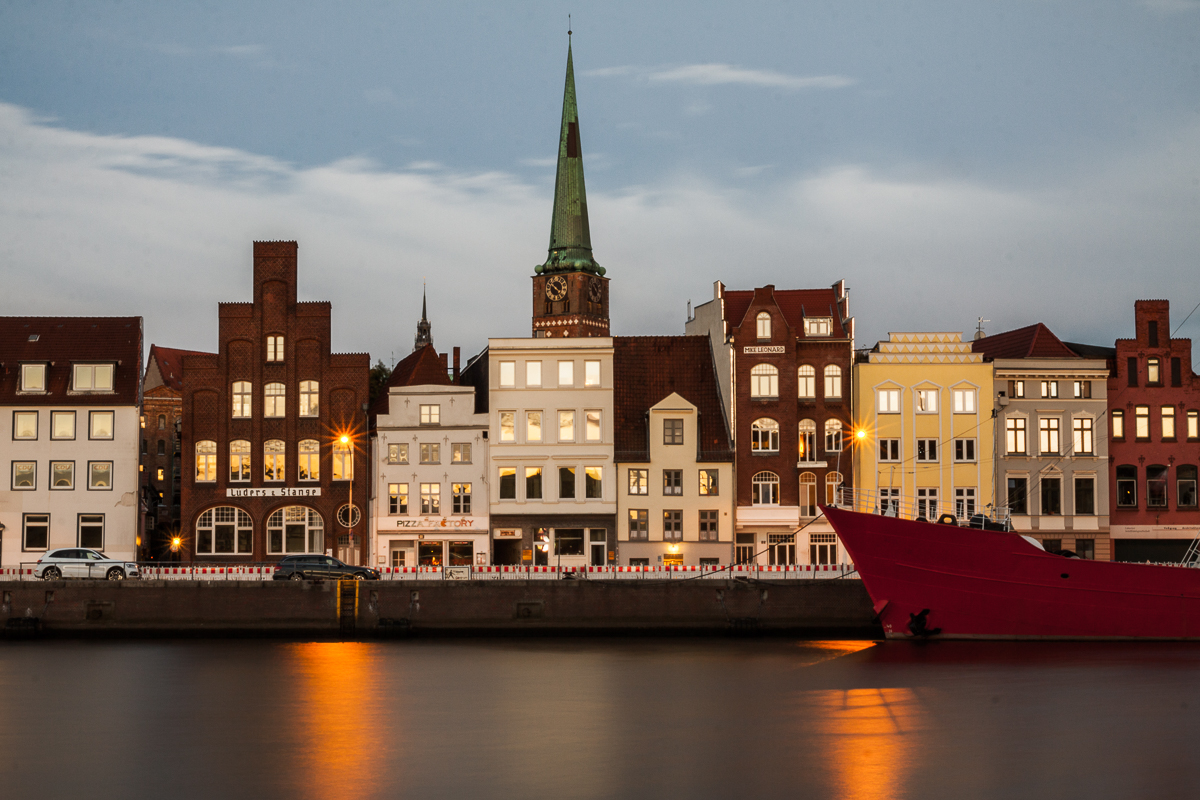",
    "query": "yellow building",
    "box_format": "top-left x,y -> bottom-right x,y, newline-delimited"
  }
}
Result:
852,333 -> 995,521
